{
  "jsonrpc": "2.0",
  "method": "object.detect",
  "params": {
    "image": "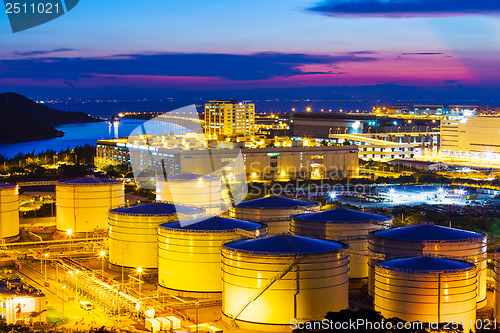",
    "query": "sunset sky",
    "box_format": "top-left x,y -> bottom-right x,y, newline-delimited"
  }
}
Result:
1,0 -> 500,99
